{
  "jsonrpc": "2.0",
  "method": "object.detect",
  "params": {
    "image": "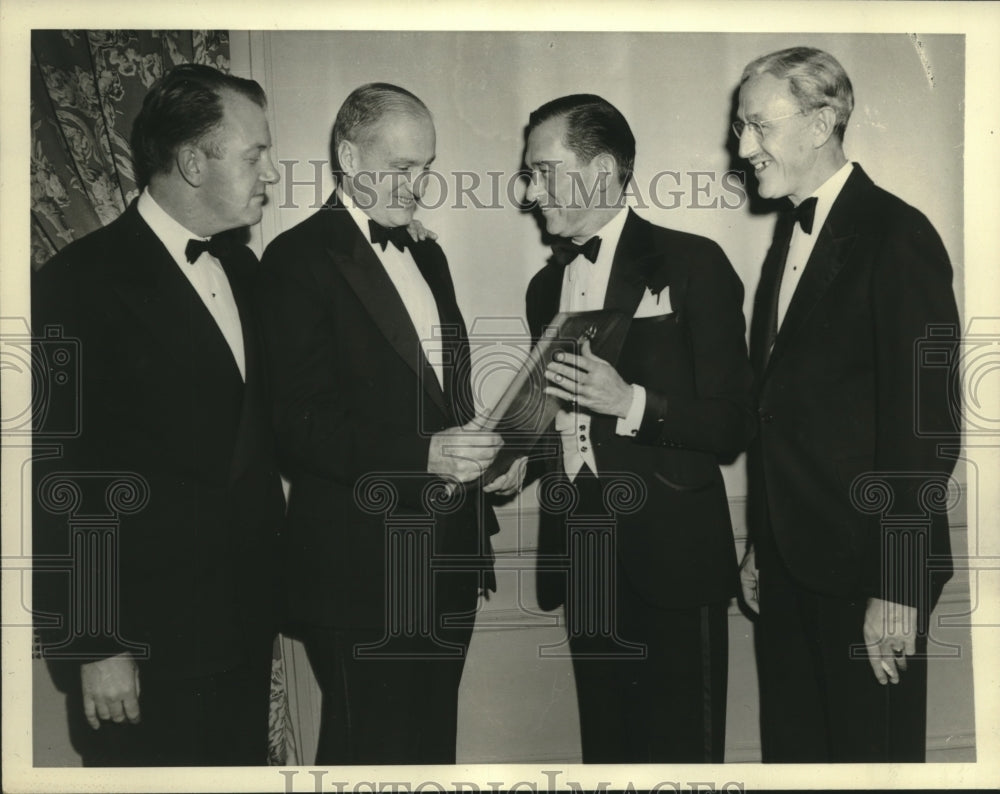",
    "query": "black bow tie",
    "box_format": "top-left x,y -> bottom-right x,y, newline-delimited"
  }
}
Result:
184,235 -> 232,264
792,196 -> 818,235
369,219 -> 412,253
551,236 -> 602,267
